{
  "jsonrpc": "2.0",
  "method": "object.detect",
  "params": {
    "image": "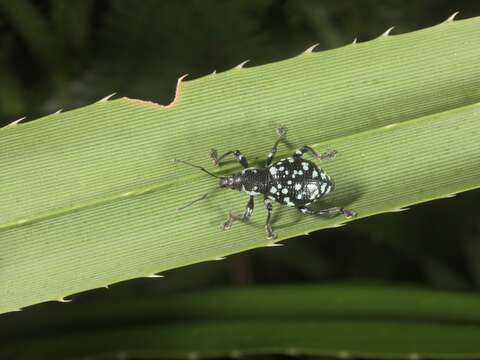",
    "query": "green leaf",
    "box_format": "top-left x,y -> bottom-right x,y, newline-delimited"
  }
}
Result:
3,284 -> 480,359
1,17 -> 480,313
